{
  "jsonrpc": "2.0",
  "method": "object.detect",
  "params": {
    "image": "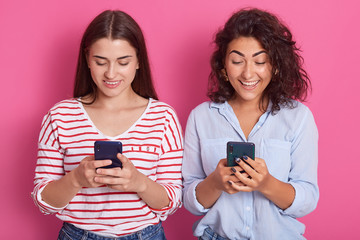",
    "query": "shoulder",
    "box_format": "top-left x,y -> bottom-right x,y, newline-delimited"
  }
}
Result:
147,99 -> 182,125
44,98 -> 82,119
149,99 -> 178,116
189,101 -> 223,118
48,98 -> 81,112
190,101 -> 212,114
277,100 -> 316,128
278,100 -> 313,117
